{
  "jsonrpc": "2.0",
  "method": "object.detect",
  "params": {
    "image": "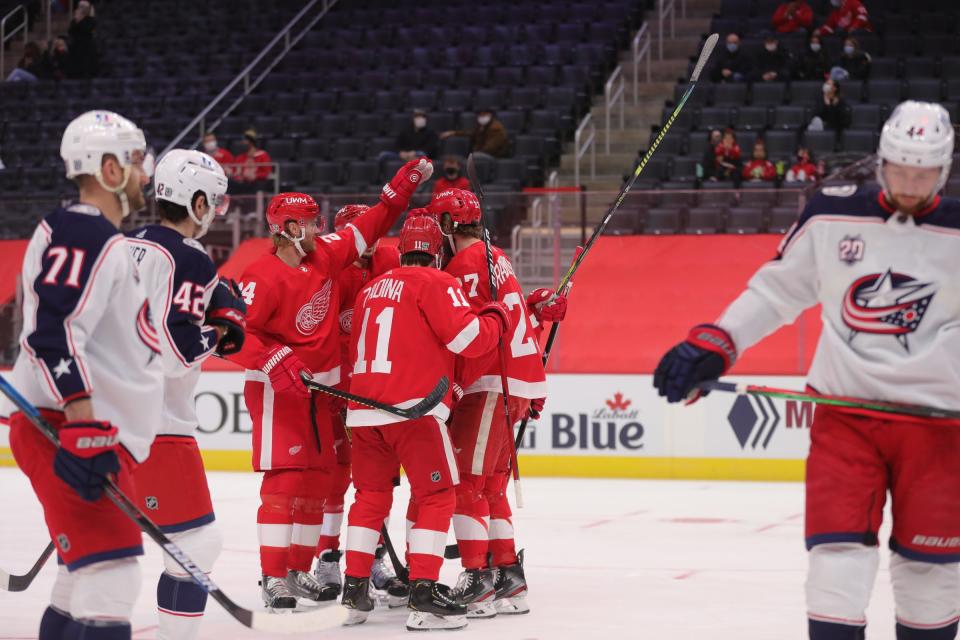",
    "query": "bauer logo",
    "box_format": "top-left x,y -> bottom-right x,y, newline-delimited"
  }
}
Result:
542,391 -> 645,451
727,396 -> 812,449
